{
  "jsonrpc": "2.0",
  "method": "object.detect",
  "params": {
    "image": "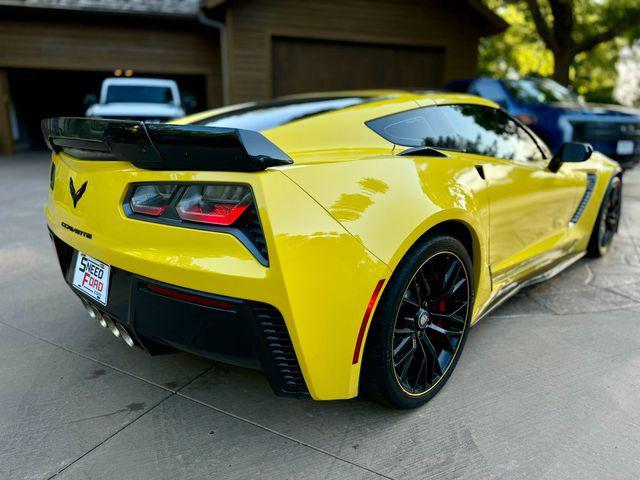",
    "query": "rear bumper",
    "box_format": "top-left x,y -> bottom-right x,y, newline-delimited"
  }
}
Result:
51,232 -> 307,396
